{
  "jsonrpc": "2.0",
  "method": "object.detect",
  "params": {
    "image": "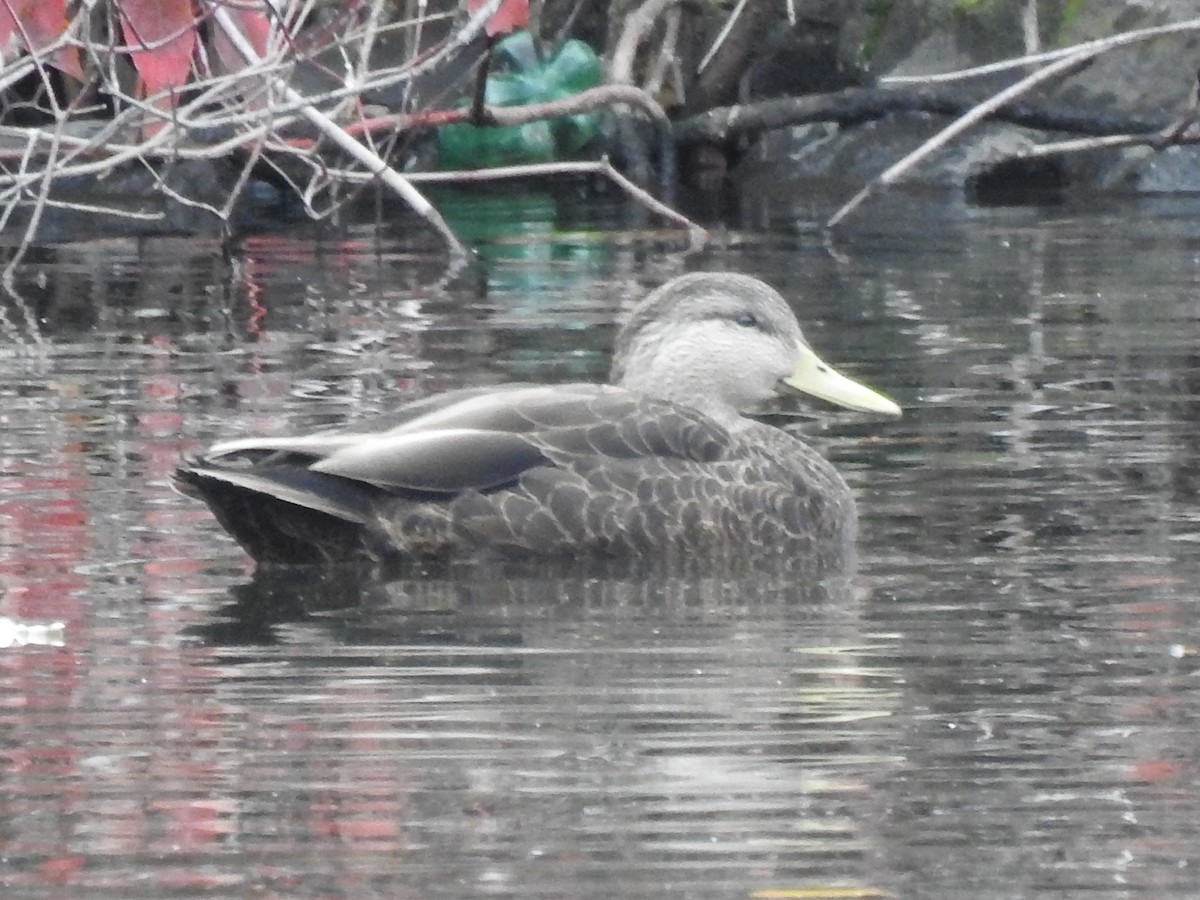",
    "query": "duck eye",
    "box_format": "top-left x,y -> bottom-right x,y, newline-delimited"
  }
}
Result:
734,312 -> 758,328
